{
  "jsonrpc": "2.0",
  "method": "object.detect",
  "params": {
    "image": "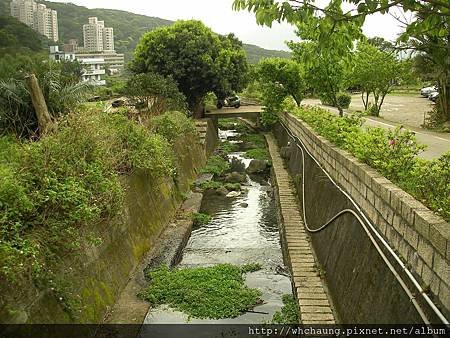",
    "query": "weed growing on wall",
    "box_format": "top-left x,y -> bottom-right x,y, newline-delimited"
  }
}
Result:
140,264 -> 262,319
293,106 -> 449,221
